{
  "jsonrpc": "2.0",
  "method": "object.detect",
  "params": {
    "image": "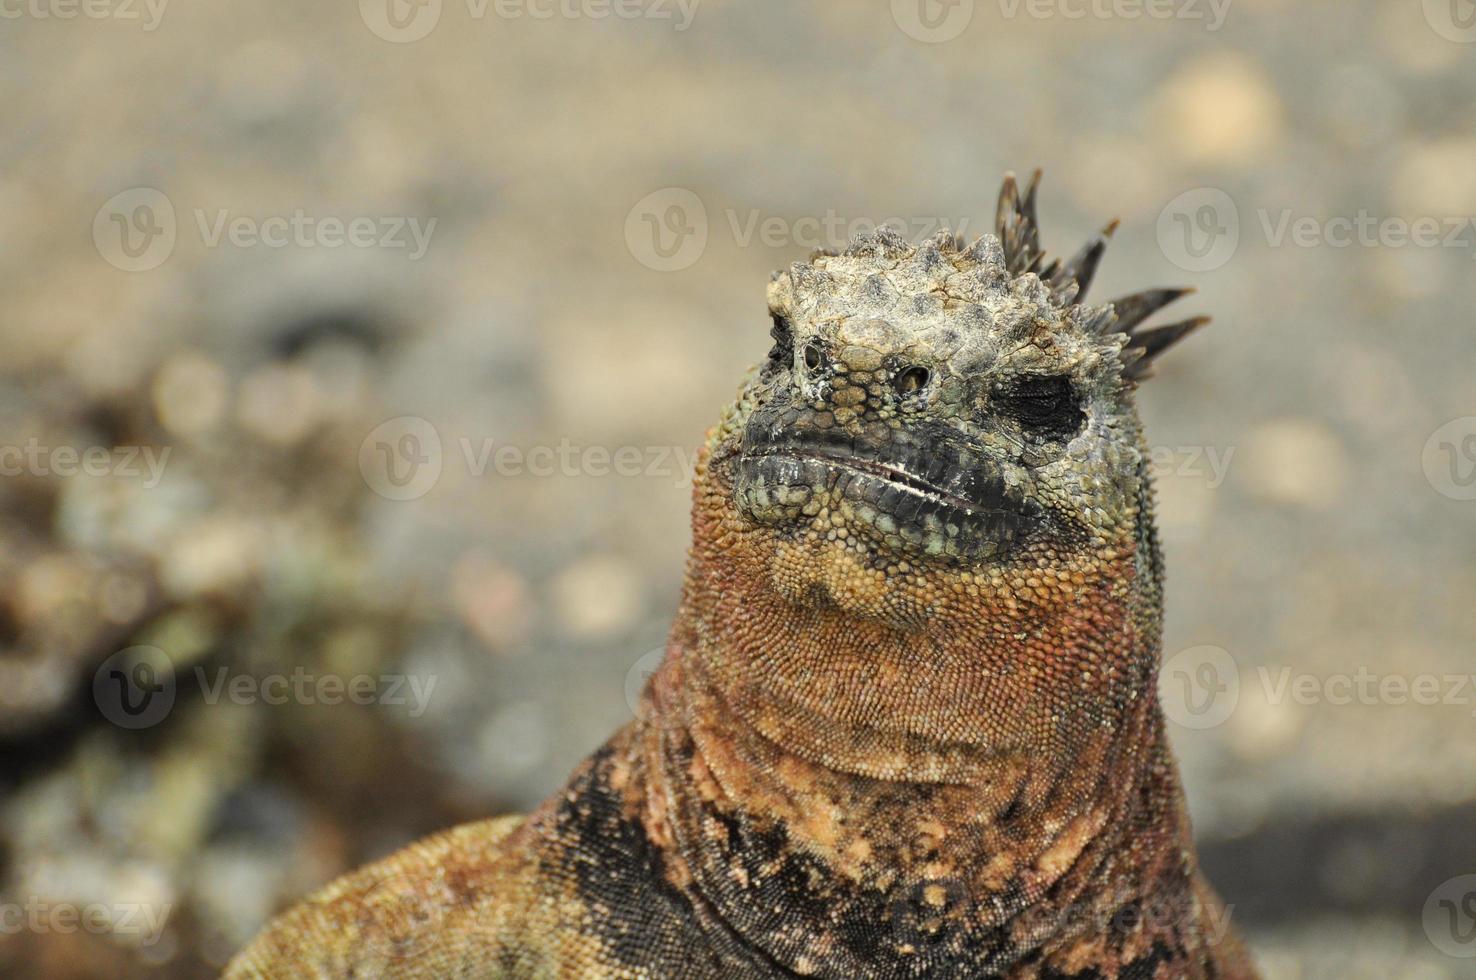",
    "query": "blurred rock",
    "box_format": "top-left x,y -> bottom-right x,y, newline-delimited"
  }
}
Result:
1237,418 -> 1348,511
1152,52 -> 1285,170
